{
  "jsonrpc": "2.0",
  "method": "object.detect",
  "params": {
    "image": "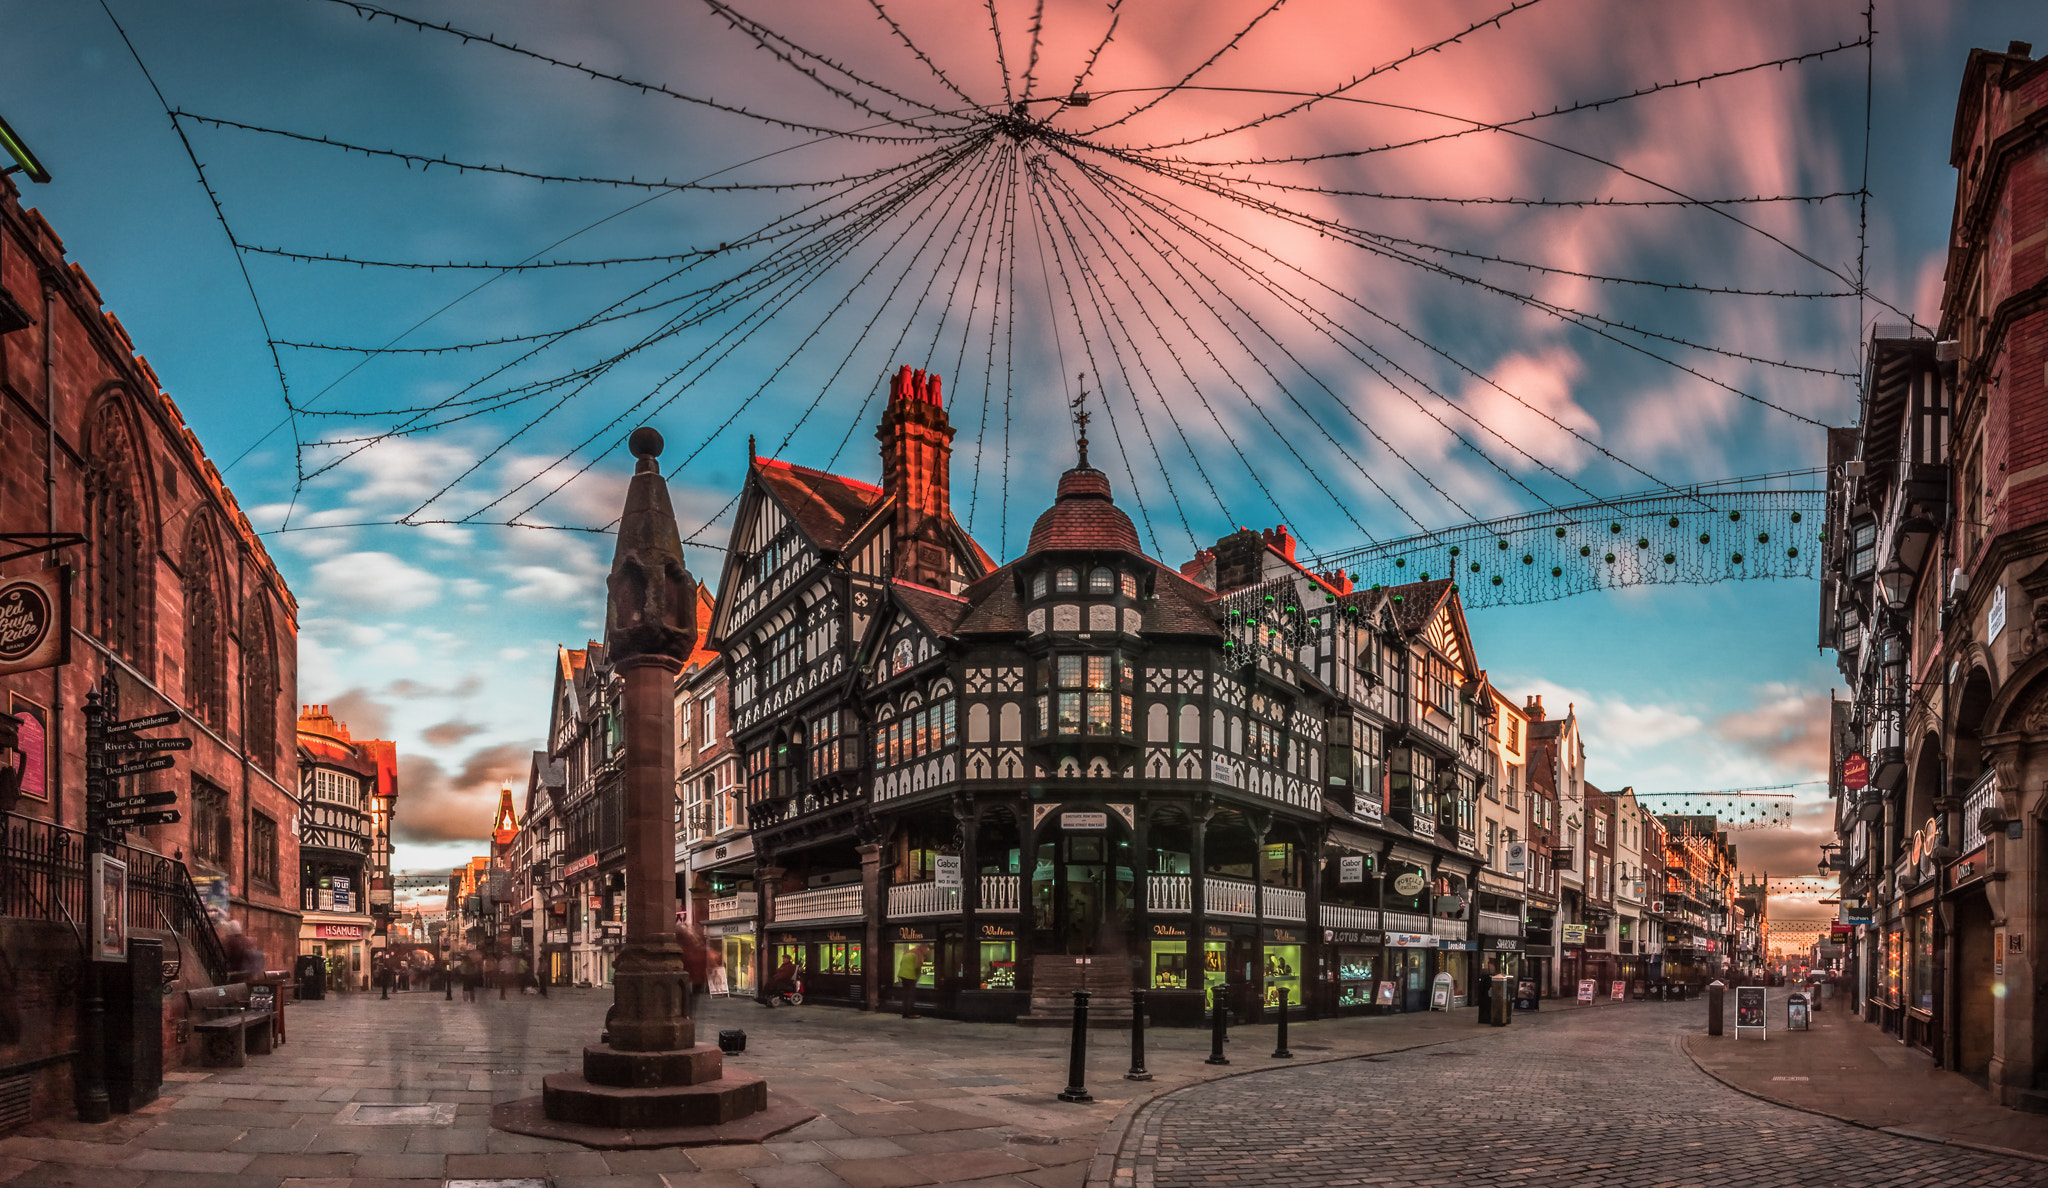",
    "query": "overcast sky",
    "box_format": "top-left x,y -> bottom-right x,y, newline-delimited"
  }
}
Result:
6,1 -> 2040,928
